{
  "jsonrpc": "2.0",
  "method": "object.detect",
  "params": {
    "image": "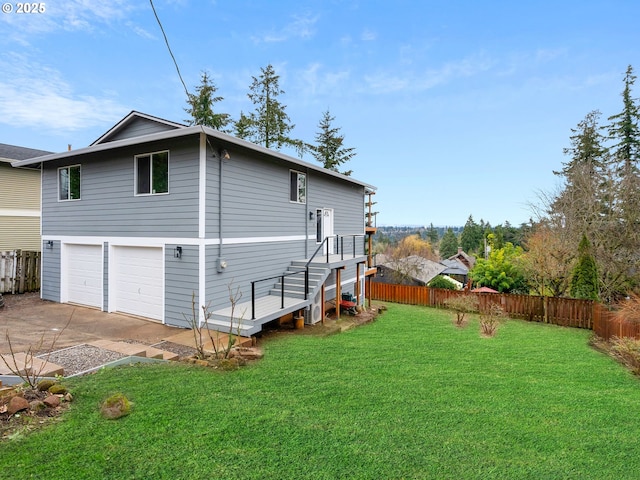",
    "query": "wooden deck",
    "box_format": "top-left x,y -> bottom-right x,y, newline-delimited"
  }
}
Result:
209,254 -> 368,336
